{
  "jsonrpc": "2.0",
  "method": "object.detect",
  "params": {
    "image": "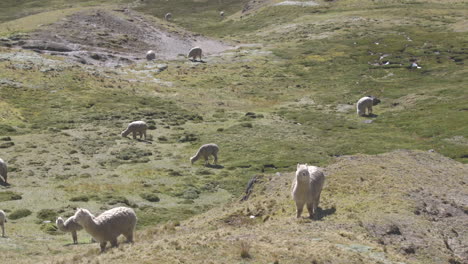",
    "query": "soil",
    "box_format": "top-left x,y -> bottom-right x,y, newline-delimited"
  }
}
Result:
8,9 -> 233,66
